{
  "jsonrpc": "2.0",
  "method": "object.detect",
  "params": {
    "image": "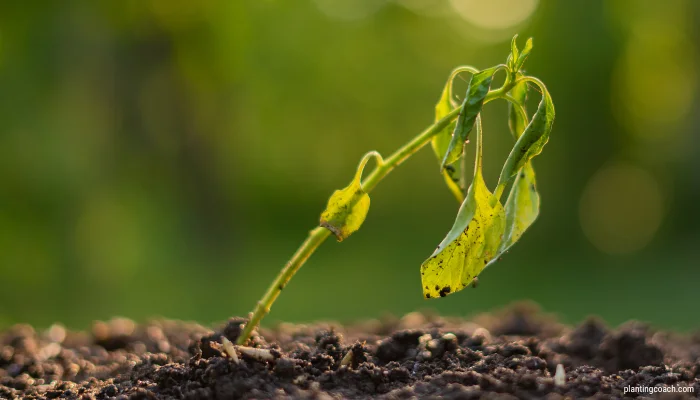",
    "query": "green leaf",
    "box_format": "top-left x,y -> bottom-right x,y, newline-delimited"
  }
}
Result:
440,67 -> 499,168
497,79 -> 554,187
507,34 -> 520,70
497,162 -> 539,256
320,151 -> 381,241
421,117 -> 505,298
480,79 -> 539,268
432,66 -> 477,202
514,38 -> 533,72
